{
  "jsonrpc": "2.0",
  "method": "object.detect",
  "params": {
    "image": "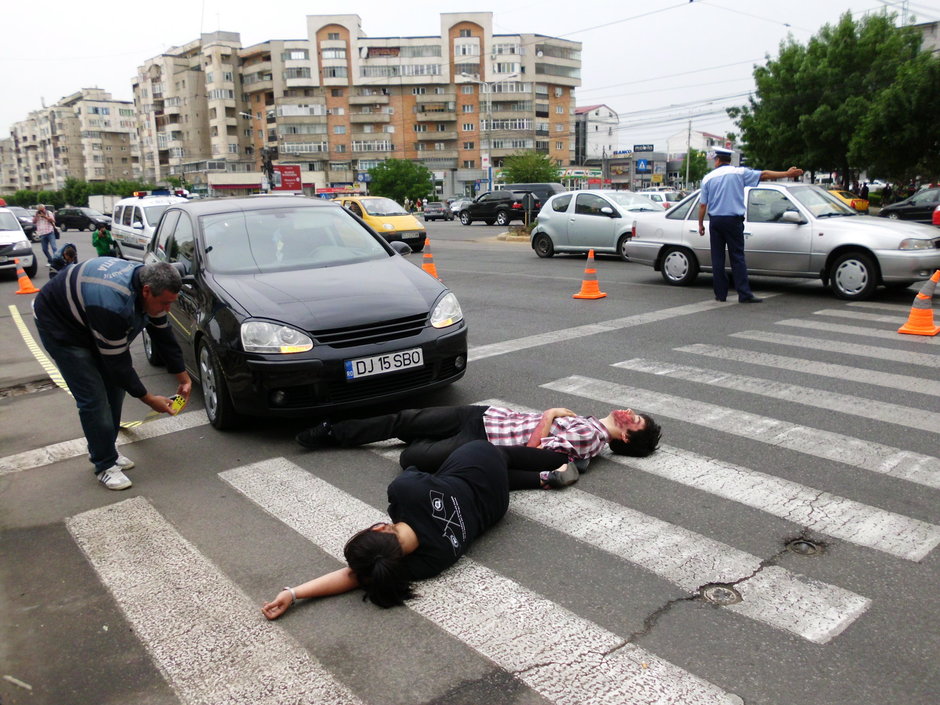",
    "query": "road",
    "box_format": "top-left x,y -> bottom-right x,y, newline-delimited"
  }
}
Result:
1,219 -> 938,705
